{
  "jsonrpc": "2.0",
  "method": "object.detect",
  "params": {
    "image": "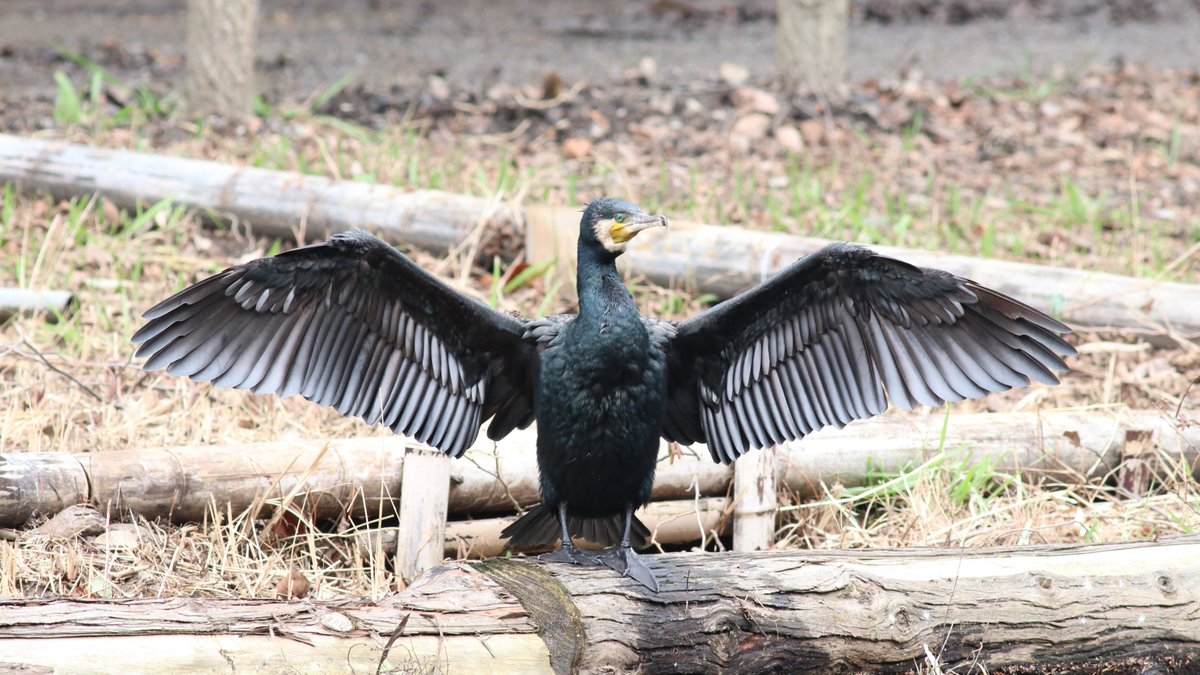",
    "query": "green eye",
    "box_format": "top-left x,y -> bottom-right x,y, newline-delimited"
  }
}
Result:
614,214 -> 625,224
